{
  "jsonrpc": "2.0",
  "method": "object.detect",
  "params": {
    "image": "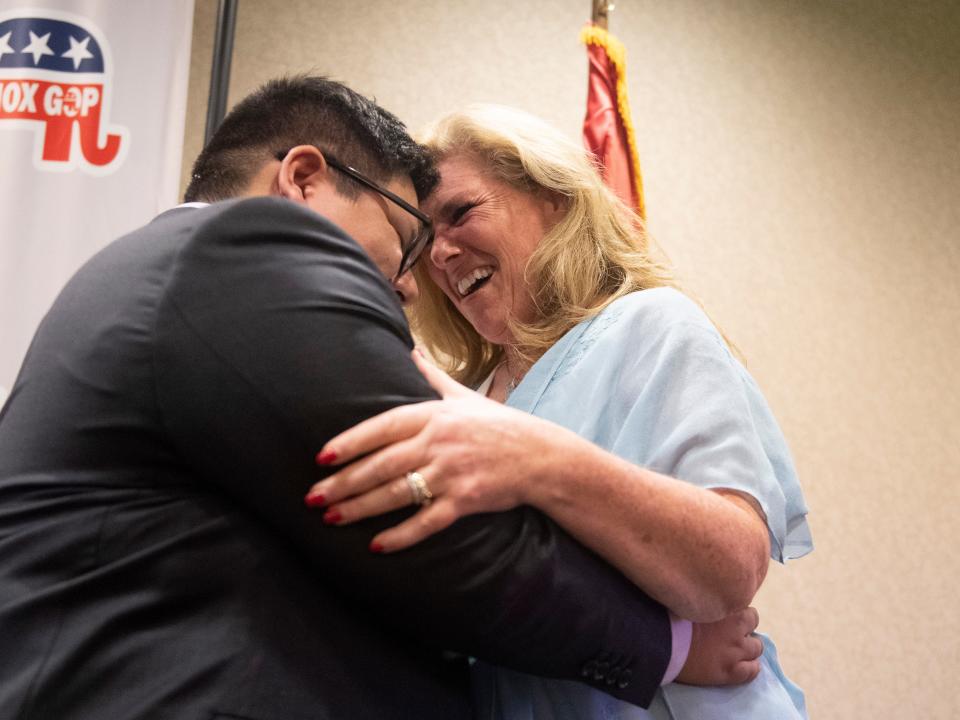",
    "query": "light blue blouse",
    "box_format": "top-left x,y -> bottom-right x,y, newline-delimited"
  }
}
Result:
473,287 -> 813,720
